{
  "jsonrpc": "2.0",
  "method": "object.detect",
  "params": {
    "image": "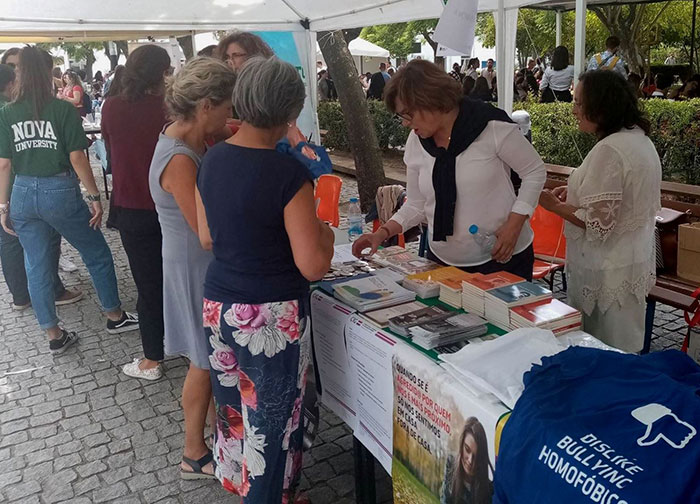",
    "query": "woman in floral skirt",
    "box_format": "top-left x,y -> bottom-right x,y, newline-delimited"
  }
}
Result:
196,56 -> 334,502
